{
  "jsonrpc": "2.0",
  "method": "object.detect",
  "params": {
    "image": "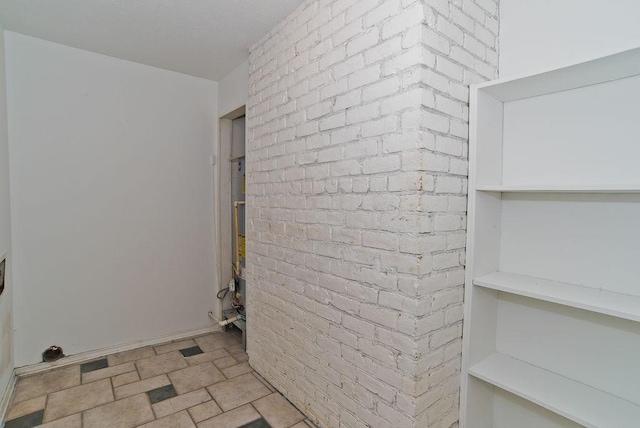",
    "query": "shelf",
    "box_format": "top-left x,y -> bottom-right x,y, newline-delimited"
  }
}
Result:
465,46 -> 640,427
476,184 -> 640,193
474,272 -> 640,323
468,353 -> 640,428
476,46 -> 640,102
